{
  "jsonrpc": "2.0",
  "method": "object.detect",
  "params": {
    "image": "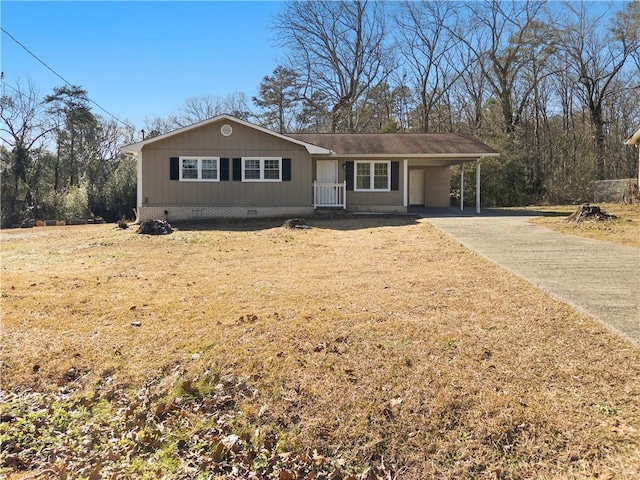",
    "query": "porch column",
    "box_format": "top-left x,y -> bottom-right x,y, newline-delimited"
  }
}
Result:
403,159 -> 408,207
460,162 -> 464,211
476,158 -> 481,214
